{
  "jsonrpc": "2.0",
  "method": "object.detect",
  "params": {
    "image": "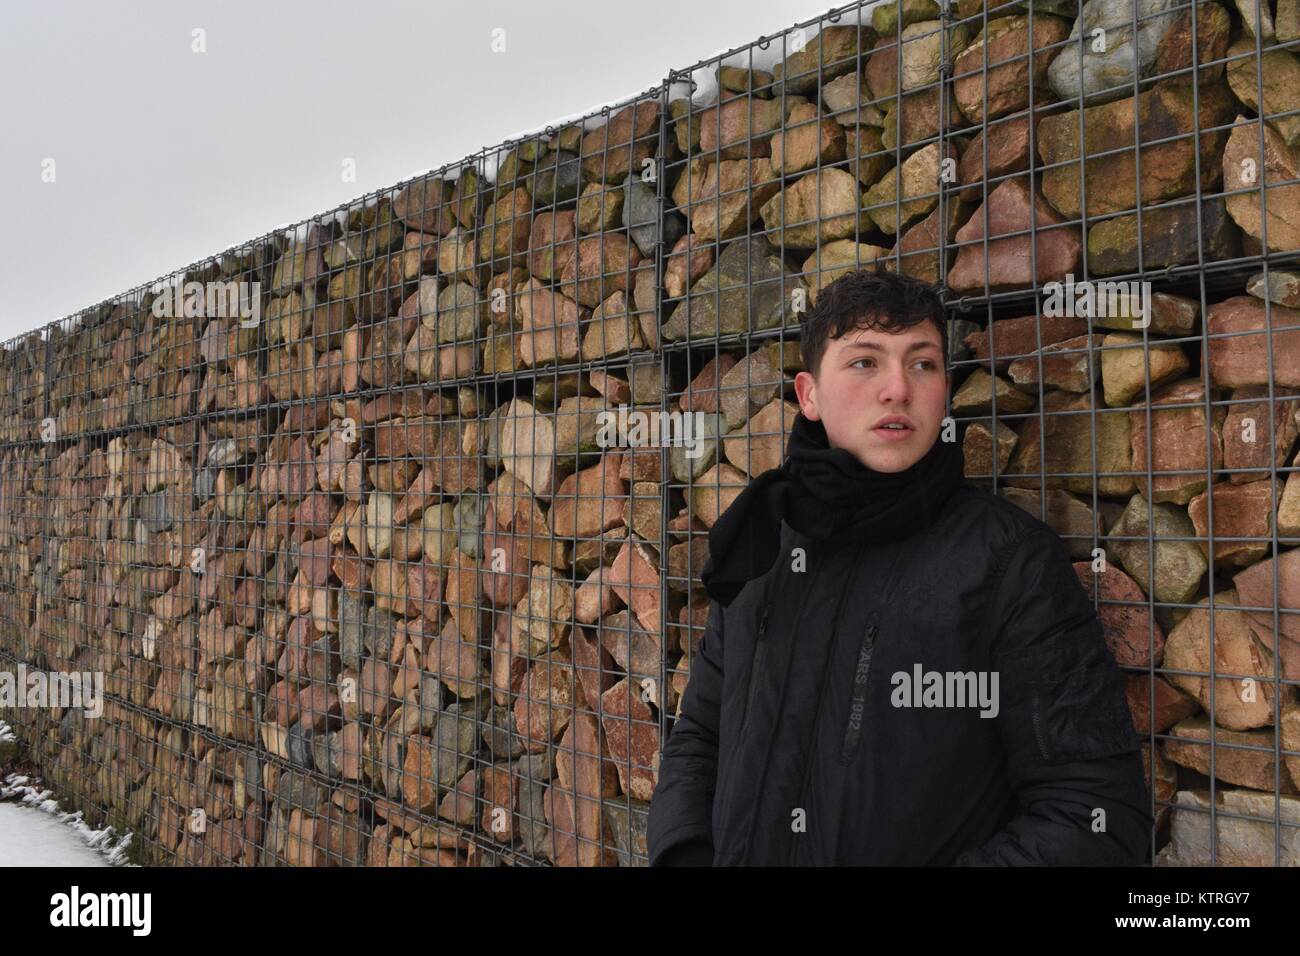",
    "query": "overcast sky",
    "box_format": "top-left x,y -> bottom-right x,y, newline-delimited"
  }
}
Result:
1,0 -> 834,340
